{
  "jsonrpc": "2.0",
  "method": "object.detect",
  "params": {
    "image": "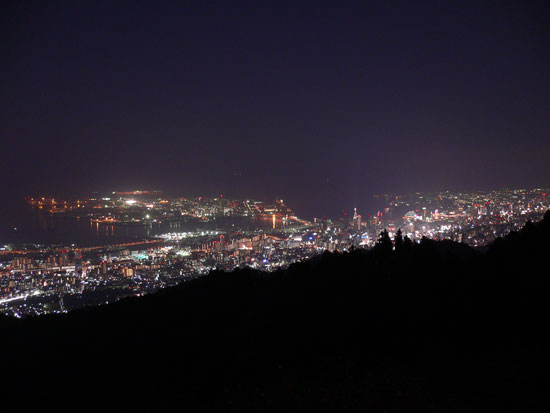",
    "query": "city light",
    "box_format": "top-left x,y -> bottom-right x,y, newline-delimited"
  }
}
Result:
4,187 -> 549,317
